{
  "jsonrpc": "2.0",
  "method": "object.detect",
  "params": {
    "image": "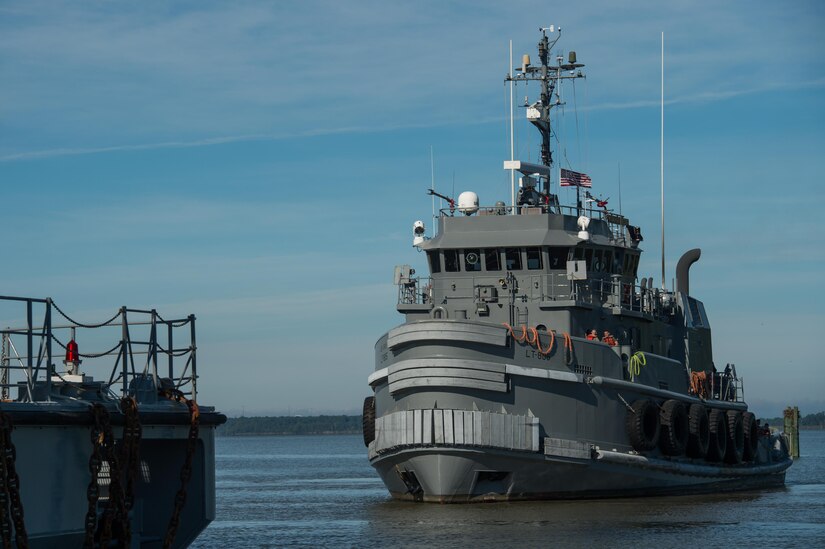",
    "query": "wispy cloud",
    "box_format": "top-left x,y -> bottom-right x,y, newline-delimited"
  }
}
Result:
4,75 -> 823,163
3,1 -> 823,160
